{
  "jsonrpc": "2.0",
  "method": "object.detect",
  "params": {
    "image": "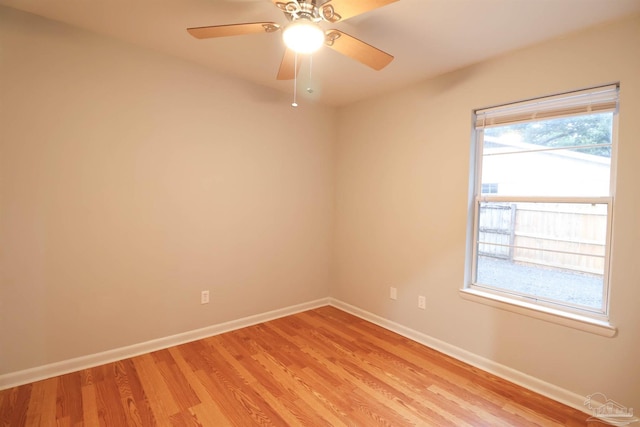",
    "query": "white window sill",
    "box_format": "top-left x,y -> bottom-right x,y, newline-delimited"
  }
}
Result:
459,288 -> 617,338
